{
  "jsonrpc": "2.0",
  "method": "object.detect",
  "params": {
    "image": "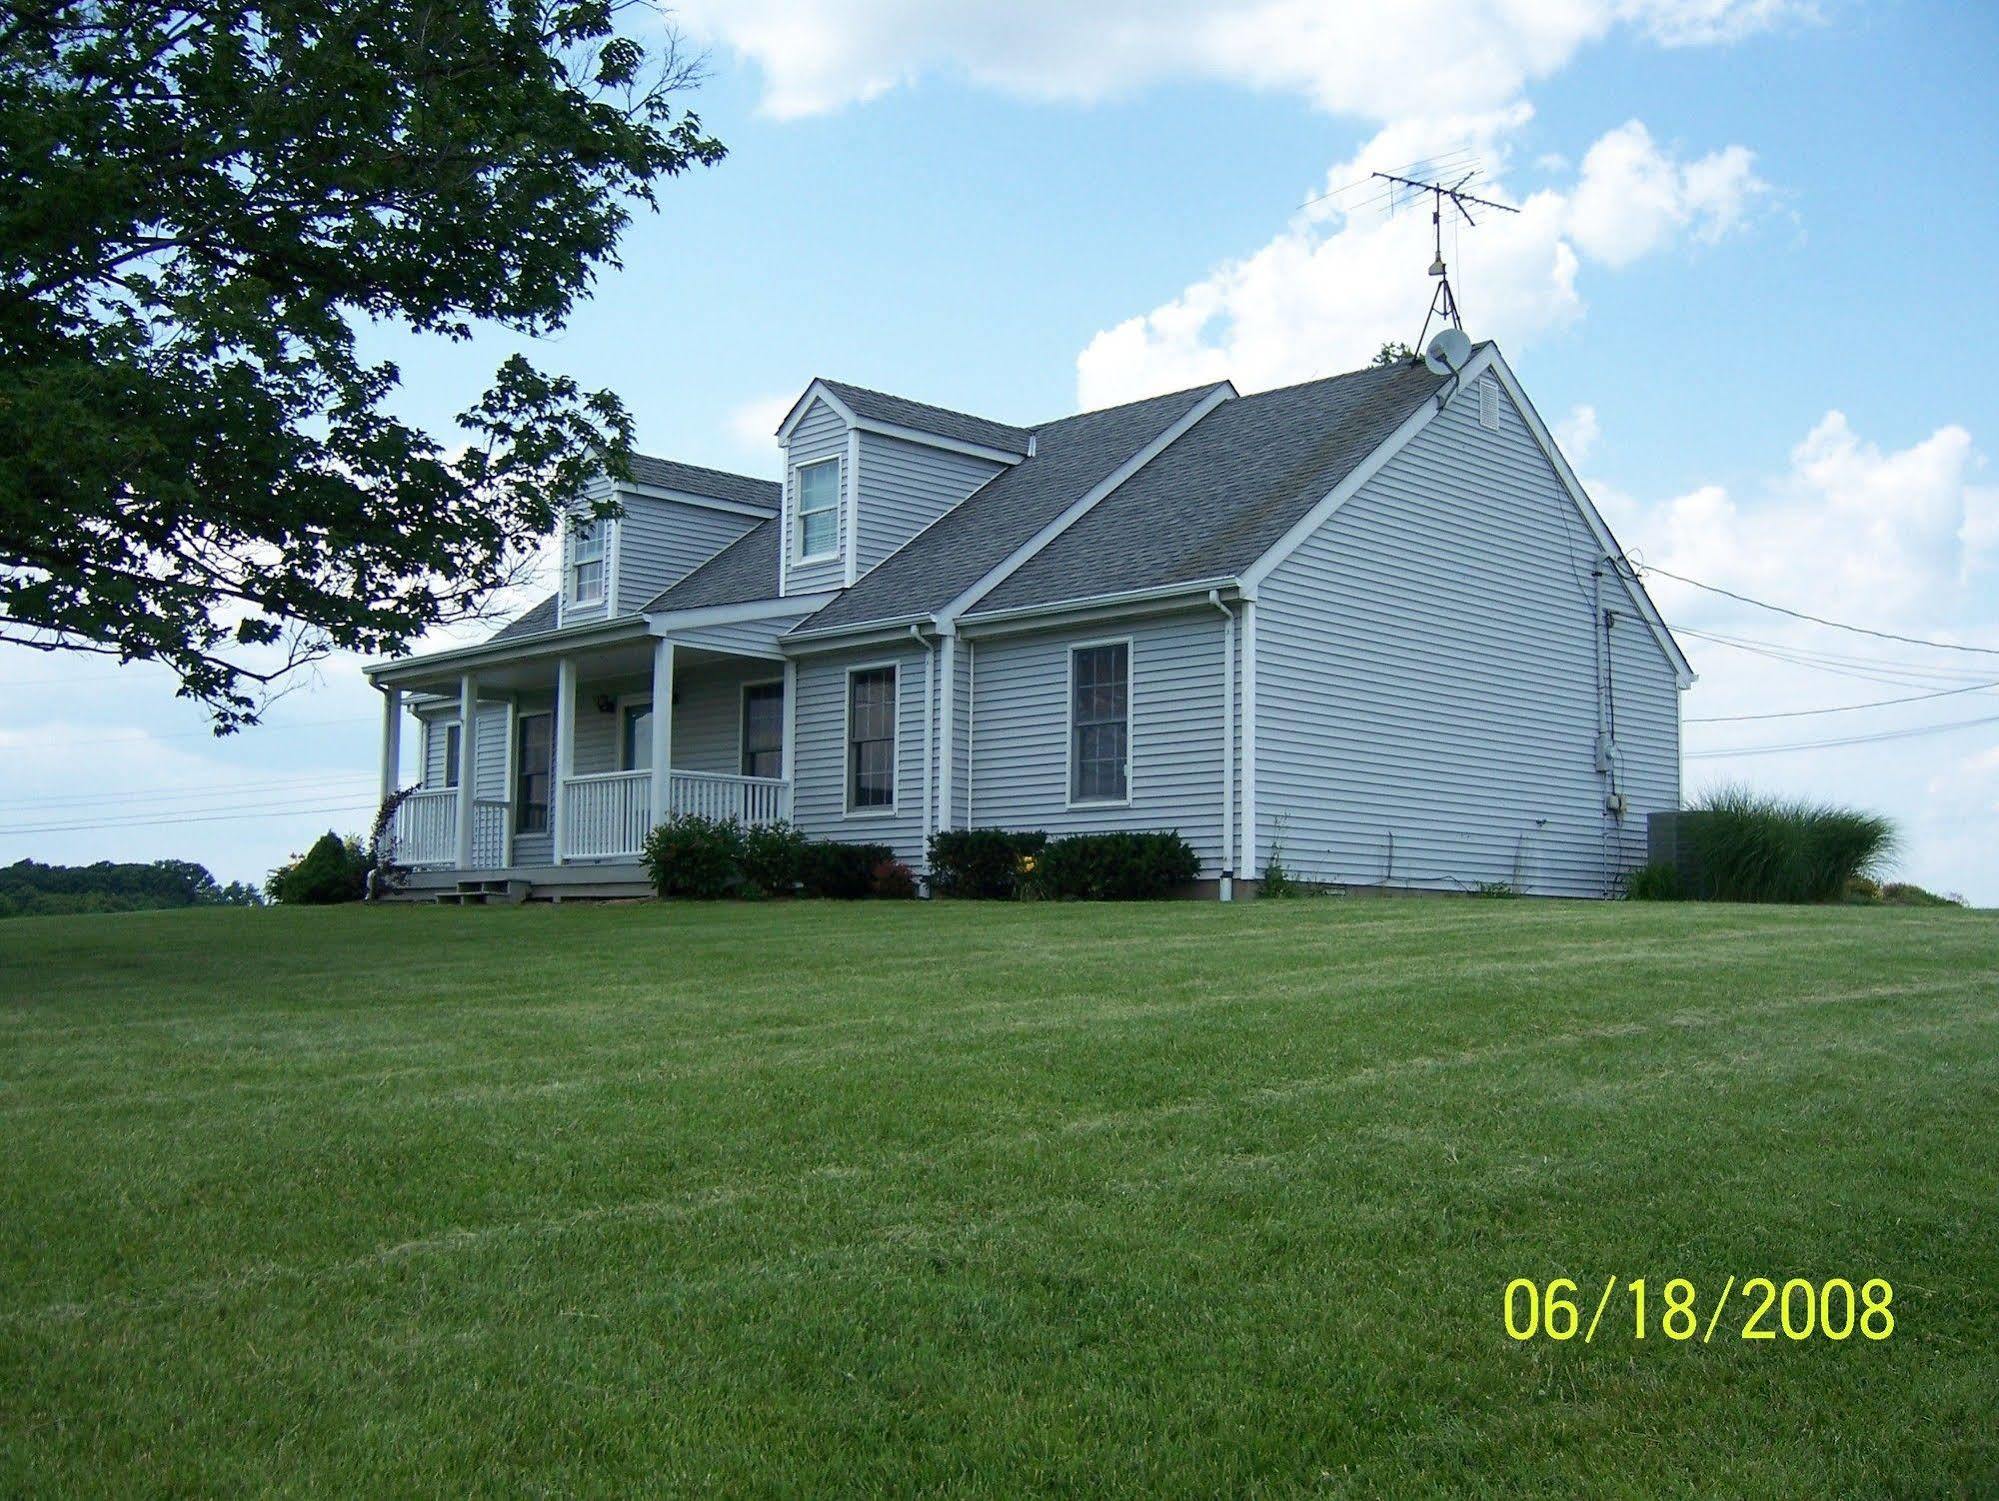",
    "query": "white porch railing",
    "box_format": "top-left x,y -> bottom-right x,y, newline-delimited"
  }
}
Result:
393,789 -> 457,867
563,770 -> 653,860
669,770 -> 791,827
391,790 -> 510,868
557,770 -> 793,860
